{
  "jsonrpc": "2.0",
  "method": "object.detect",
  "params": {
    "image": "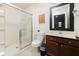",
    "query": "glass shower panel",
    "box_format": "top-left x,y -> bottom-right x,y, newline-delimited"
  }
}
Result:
20,13 -> 32,49
0,5 -> 5,56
